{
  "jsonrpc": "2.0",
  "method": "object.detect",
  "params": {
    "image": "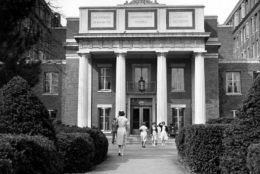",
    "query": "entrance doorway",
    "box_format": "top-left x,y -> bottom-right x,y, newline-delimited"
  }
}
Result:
131,107 -> 152,135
